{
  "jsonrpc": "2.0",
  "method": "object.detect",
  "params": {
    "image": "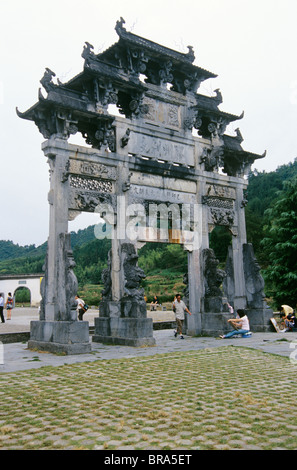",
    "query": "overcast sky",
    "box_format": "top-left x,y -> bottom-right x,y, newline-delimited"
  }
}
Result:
1,0 -> 297,247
